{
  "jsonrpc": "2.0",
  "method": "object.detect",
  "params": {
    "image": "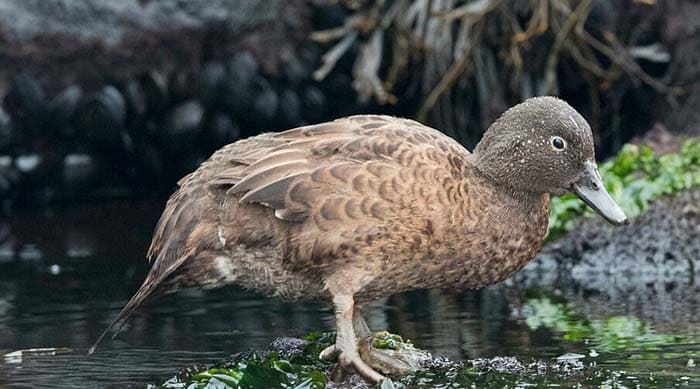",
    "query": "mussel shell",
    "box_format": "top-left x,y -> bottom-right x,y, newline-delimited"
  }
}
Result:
77,85 -> 127,143
203,112 -> 240,148
161,100 -> 204,151
140,71 -> 168,117
0,106 -> 13,150
199,61 -> 227,111
169,71 -> 197,104
2,72 -> 46,122
49,85 -> 83,129
302,86 -> 328,122
251,84 -> 279,128
277,89 -> 303,127
124,79 -> 147,120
